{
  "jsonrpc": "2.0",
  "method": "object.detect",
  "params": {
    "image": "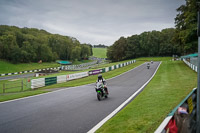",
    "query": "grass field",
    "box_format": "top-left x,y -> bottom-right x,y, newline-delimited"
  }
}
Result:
92,48 -> 107,58
96,59 -> 197,133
